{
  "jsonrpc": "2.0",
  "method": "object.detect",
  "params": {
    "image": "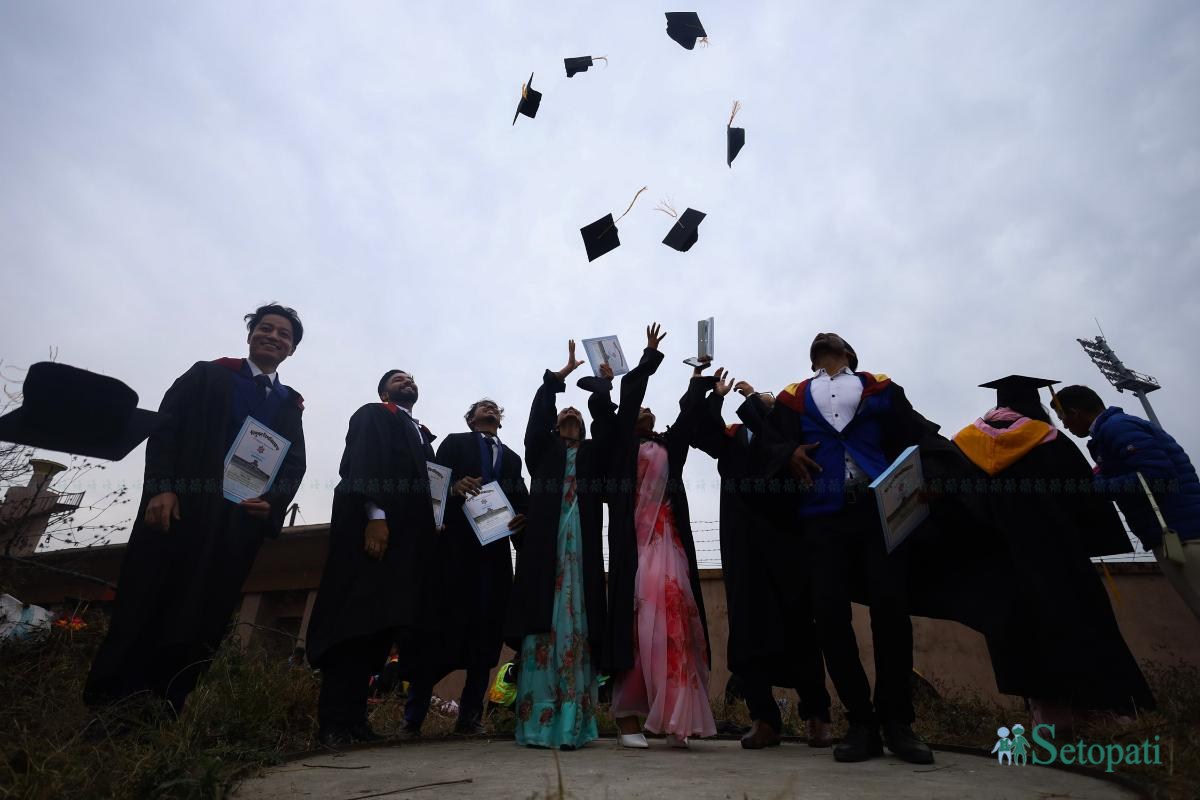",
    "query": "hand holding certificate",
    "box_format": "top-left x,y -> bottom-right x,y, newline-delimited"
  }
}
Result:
463,481 -> 517,546
223,416 -> 291,504
869,445 -> 930,554
581,336 -> 629,377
